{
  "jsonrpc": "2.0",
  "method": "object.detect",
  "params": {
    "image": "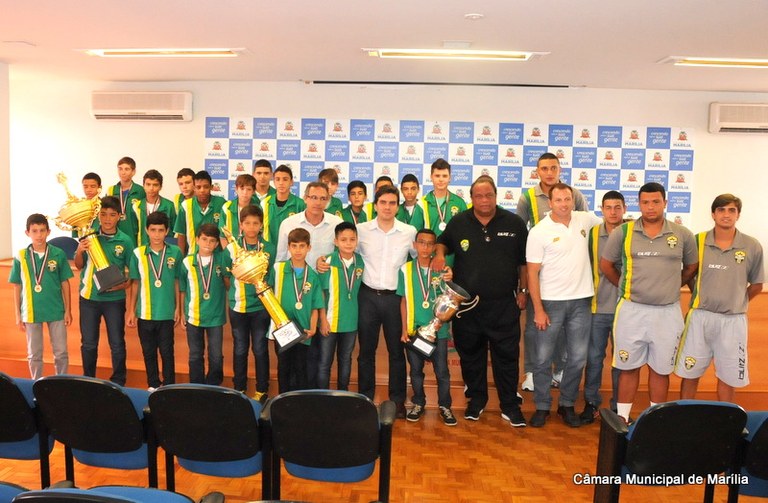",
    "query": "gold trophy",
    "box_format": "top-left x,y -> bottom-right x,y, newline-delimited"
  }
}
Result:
222,227 -> 306,353
52,173 -> 126,293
